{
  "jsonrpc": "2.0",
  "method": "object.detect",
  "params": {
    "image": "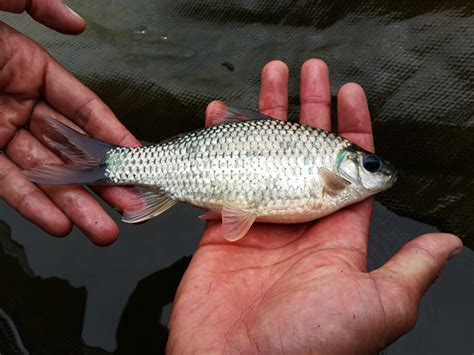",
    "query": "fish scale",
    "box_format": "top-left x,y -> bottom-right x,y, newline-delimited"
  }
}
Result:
105,119 -> 350,220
